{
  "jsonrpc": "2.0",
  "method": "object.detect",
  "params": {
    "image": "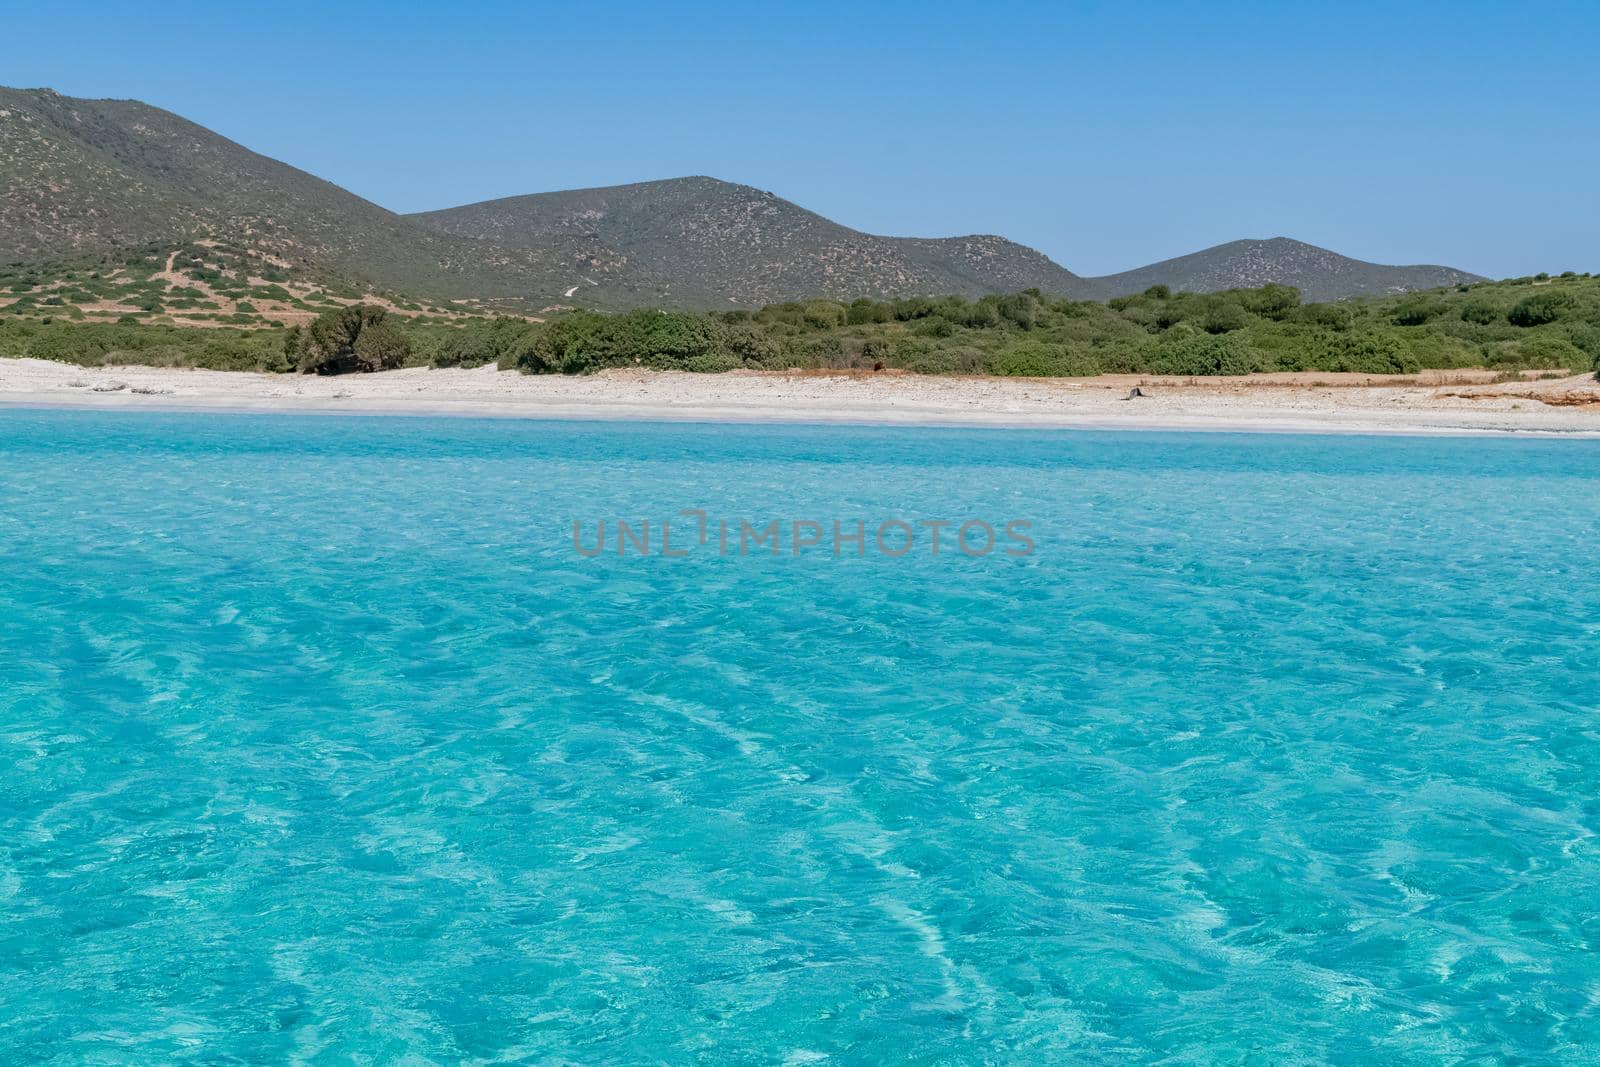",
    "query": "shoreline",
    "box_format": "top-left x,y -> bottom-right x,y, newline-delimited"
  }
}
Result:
9,396 -> 1600,440
2,358 -> 1598,438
